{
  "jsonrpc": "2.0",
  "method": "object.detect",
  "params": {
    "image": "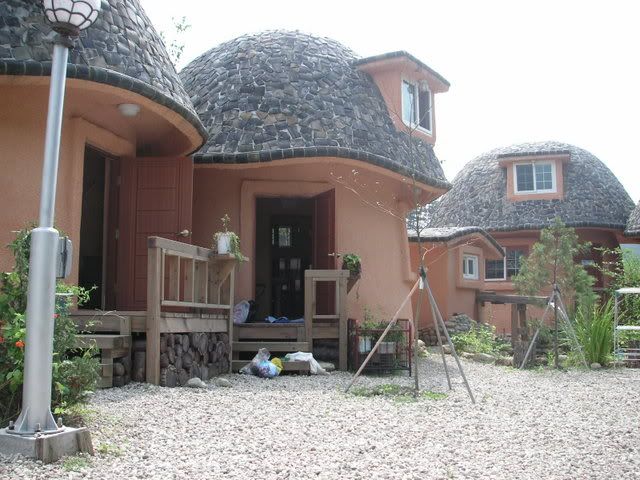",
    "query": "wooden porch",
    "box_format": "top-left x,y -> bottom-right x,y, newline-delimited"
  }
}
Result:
73,236 -> 351,387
